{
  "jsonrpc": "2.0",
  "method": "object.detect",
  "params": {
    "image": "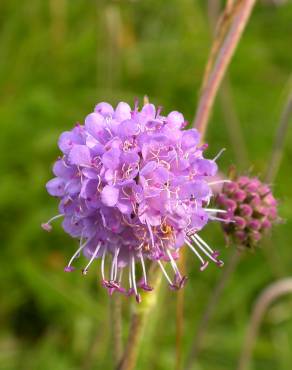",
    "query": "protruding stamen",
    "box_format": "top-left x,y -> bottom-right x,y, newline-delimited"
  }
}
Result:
82,243 -> 101,275
131,255 -> 140,303
157,260 -> 173,286
64,237 -> 88,272
146,220 -> 155,250
178,275 -> 188,288
173,273 -> 188,289
101,248 -> 107,281
66,266 -> 78,274
213,148 -> 226,161
41,214 -> 64,232
192,234 -> 214,254
140,254 -> 148,285
200,261 -> 209,271
41,223 -> 52,232
208,180 -> 231,186
185,238 -> 208,271
138,254 -> 153,291
116,268 -> 126,294
192,234 -> 224,266
128,264 -> 132,290
110,247 -> 120,281
166,250 -> 181,278
209,215 -> 234,223
205,208 -> 227,213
